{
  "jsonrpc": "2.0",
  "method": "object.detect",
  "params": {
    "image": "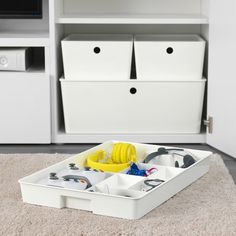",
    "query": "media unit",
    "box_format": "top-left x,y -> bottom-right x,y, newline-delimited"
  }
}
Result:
0,0 -> 235,158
